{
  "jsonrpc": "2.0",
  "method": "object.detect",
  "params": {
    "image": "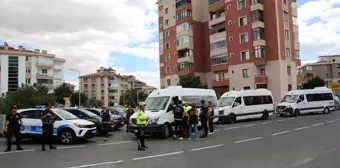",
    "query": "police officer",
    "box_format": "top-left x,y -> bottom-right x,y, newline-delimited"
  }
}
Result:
3,105 -> 24,152
135,102 -> 149,151
125,105 -> 134,133
208,101 -> 215,135
173,100 -> 184,140
199,100 -> 209,138
183,102 -> 192,138
101,107 -> 111,141
40,104 -> 57,151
